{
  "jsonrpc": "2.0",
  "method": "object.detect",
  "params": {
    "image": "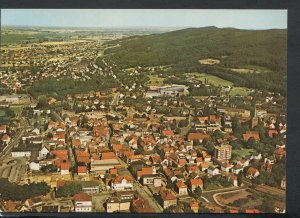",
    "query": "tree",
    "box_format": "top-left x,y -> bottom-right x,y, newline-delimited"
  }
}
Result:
237,172 -> 243,186
193,187 -> 202,199
56,182 -> 82,197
